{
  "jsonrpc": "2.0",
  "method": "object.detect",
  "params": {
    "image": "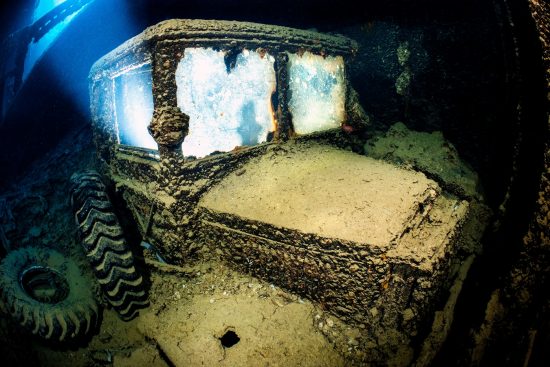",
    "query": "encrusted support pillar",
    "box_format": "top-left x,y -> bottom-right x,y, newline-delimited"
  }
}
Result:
274,53 -> 291,140
149,42 -> 189,193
